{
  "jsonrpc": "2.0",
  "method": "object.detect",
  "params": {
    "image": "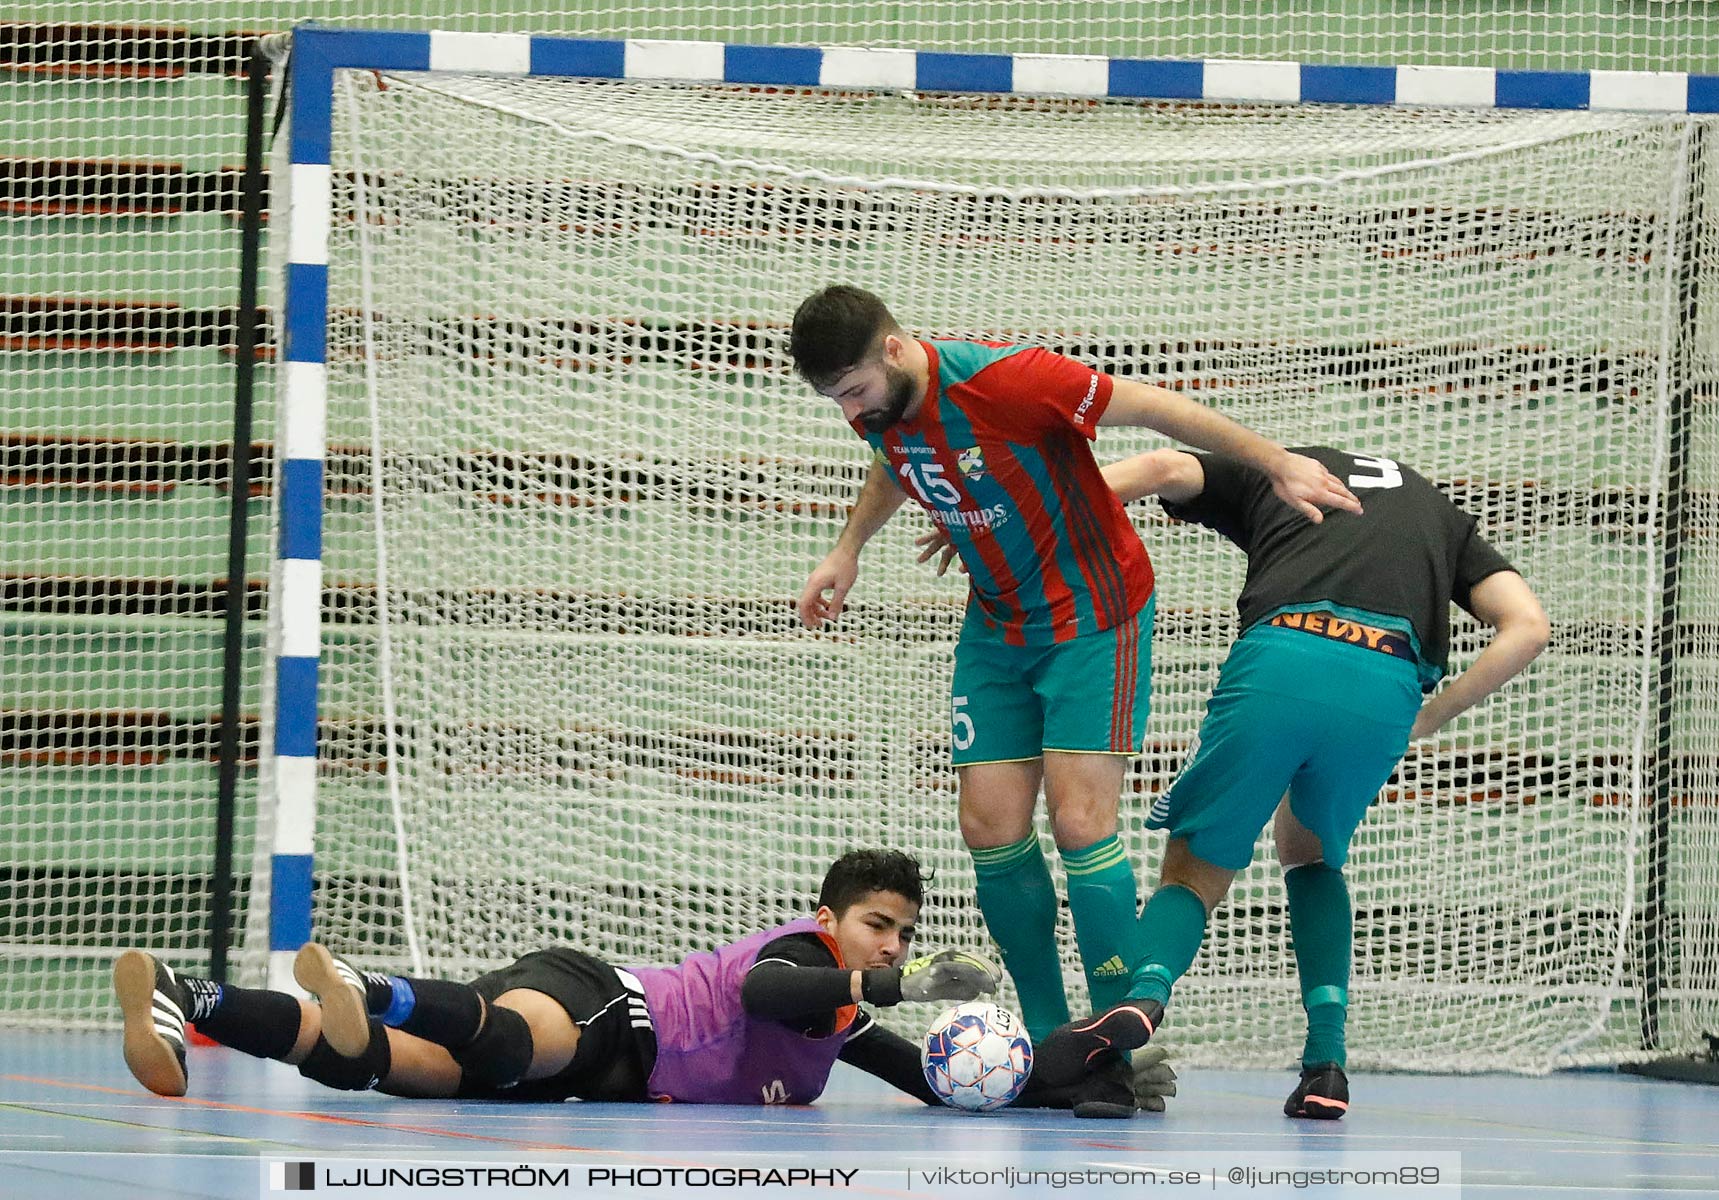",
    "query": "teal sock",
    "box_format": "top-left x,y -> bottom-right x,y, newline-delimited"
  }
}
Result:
1285,862 -> 1351,1069
1126,883 -> 1208,1007
971,836 -> 1069,1042
1059,835 -> 1141,1013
